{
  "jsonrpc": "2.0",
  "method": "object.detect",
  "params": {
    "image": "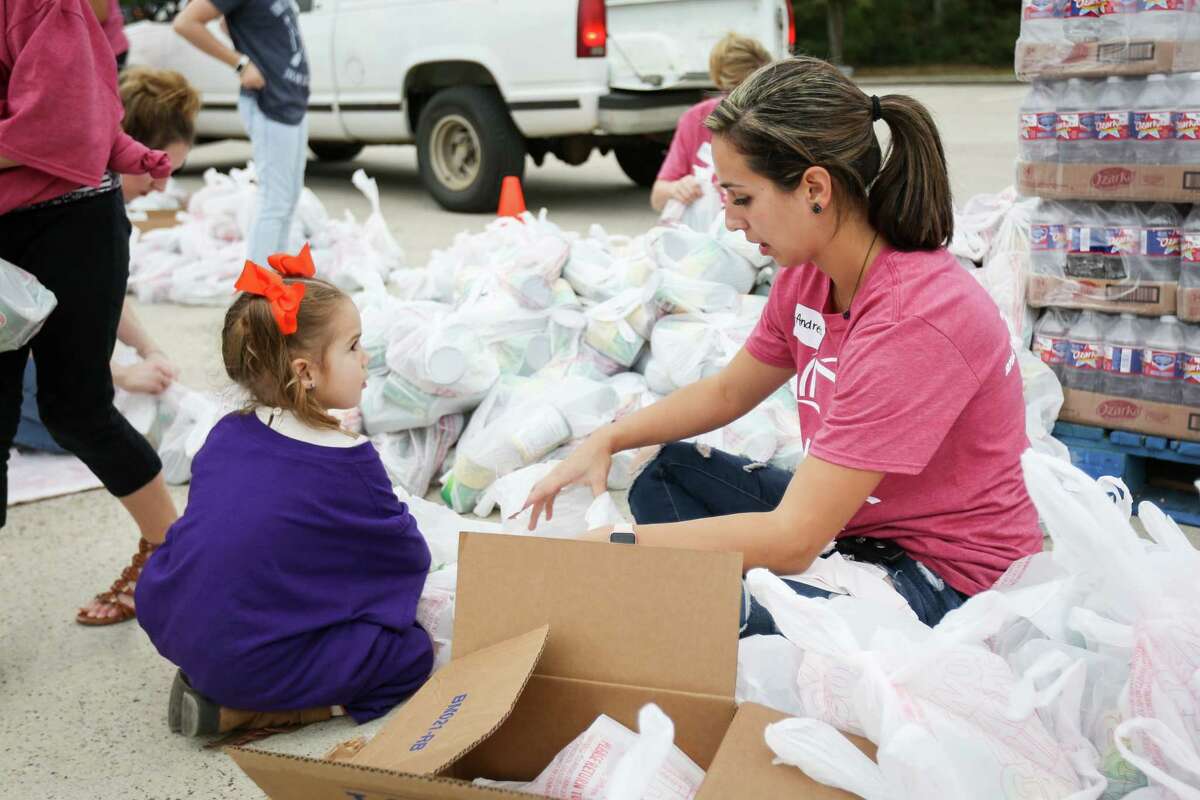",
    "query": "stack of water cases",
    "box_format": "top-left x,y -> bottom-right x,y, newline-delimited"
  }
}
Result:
1019,3 -> 1200,426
